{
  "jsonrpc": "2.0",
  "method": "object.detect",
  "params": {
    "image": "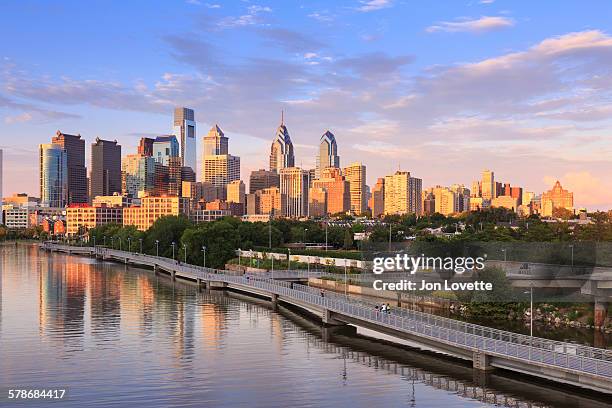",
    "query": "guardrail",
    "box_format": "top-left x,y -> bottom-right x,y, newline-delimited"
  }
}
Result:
41,243 -> 612,380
